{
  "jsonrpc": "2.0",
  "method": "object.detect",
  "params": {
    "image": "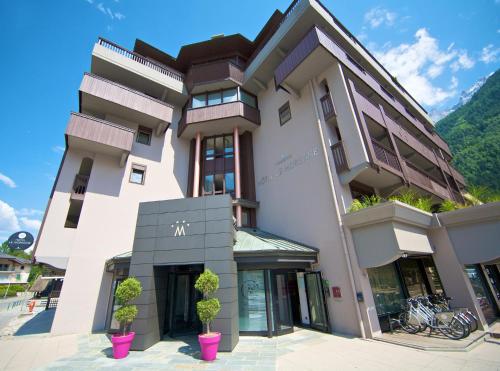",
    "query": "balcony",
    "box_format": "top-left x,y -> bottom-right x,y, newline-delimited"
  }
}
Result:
178,101 -> 260,139
65,112 -> 135,167
80,73 -> 173,135
70,174 -> 90,201
275,26 -> 452,157
185,60 -> 244,93
371,138 -> 402,174
404,161 -> 450,200
91,38 -> 187,104
331,141 -> 348,173
320,93 -> 336,121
